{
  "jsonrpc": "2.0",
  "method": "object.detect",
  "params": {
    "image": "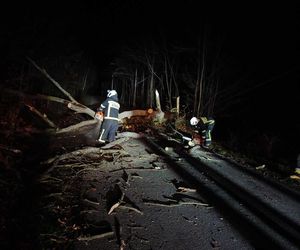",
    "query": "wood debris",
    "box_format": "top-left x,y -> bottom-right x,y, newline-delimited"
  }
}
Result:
177,187 -> 197,193
77,231 -> 114,241
143,199 -> 209,207
108,193 -> 125,215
